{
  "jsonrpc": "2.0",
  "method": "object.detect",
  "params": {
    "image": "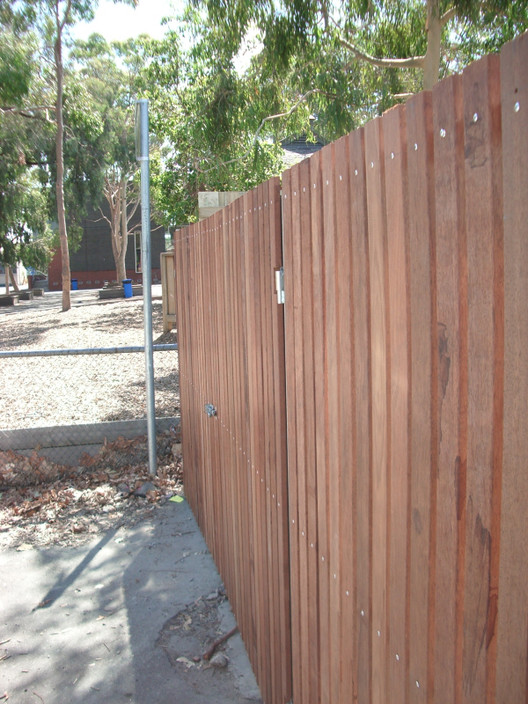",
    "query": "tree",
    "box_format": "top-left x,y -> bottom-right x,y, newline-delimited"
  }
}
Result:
13,0 -> 137,311
0,171 -> 54,294
138,0 -> 526,227
71,34 -> 141,283
138,29 -> 285,226
100,169 -> 140,283
0,12 -> 54,289
183,0 -> 528,135
53,0 -> 73,310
